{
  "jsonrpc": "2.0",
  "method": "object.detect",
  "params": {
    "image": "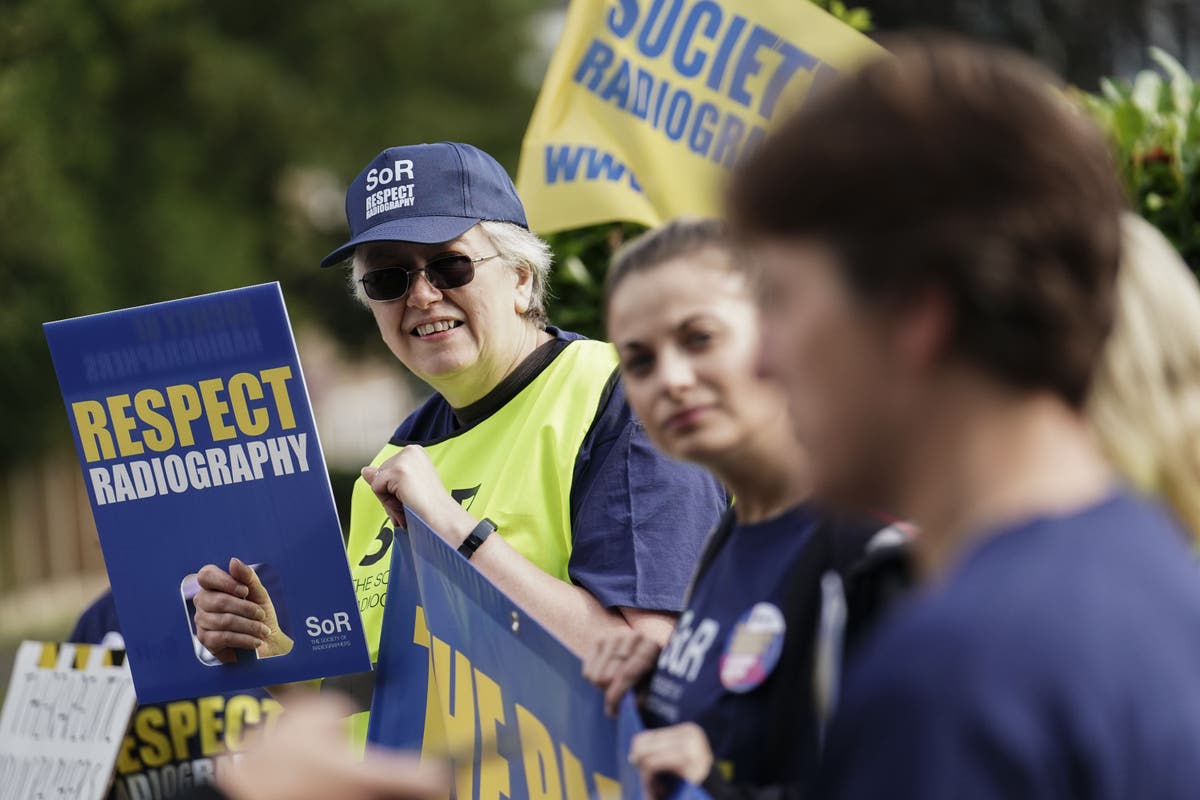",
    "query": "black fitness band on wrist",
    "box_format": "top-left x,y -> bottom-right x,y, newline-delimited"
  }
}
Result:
458,518 -> 497,560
